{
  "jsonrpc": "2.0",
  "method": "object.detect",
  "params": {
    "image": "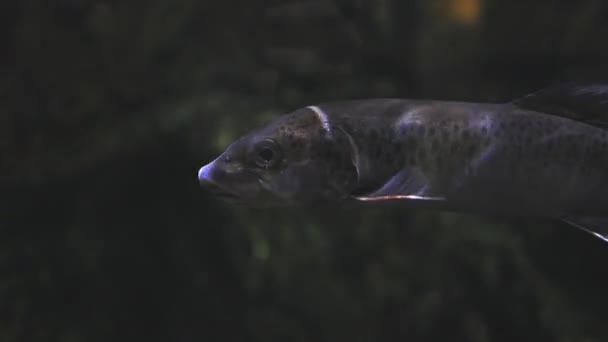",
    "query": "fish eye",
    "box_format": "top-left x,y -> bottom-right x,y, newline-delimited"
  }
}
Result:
253,139 -> 282,168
